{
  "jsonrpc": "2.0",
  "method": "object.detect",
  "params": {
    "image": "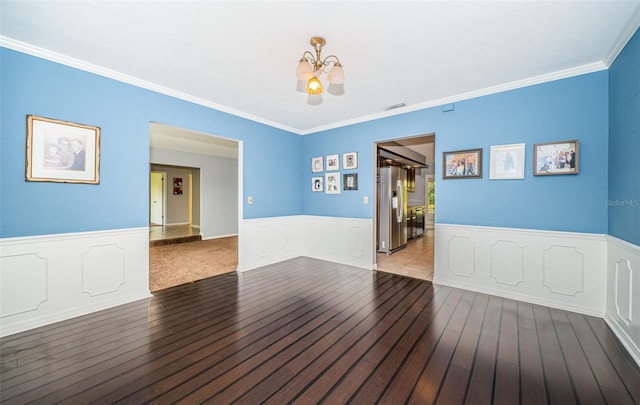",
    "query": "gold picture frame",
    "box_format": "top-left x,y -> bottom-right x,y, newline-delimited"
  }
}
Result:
26,115 -> 100,184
